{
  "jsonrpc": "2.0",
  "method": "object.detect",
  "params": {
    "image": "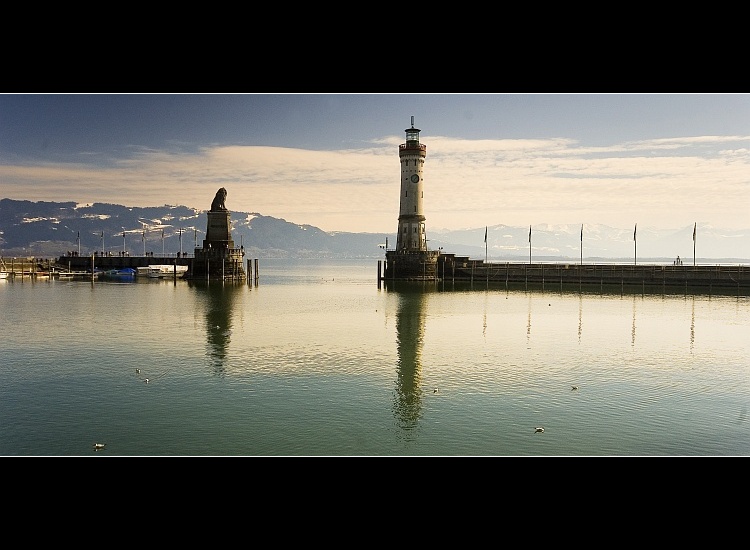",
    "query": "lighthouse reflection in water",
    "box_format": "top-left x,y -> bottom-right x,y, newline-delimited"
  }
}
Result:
391,283 -> 431,435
